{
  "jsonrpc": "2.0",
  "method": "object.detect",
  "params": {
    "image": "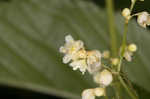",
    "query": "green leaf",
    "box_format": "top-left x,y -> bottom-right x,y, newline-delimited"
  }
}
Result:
0,0 -> 149,98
